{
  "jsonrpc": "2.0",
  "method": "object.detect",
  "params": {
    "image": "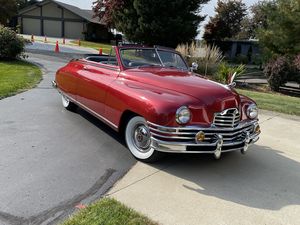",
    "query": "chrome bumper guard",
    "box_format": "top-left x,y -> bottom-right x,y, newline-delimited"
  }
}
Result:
52,80 -> 57,88
148,120 -> 260,158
